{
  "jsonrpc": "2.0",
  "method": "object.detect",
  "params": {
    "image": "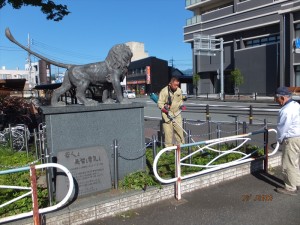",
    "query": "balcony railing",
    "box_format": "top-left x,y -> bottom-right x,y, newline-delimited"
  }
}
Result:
186,15 -> 202,26
185,0 -> 203,7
